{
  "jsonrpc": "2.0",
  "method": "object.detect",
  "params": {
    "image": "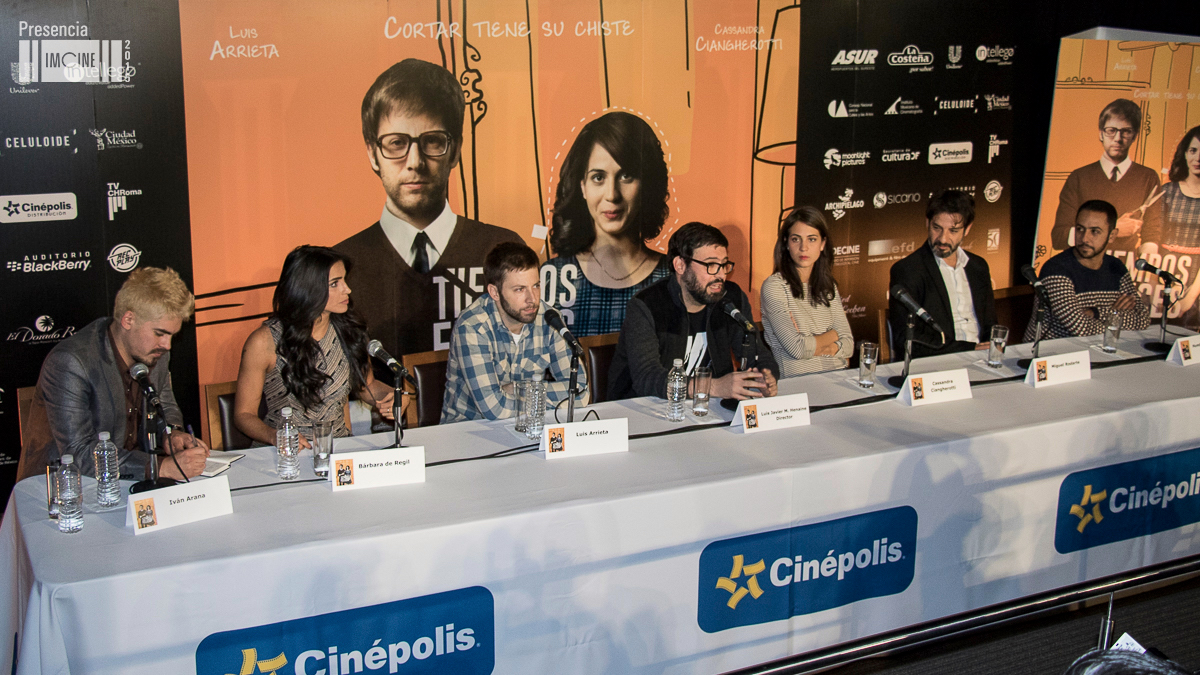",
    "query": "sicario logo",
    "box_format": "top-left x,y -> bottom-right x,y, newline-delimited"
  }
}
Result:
195,586 -> 494,674
1055,446 -> 1200,554
698,506 -> 916,632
